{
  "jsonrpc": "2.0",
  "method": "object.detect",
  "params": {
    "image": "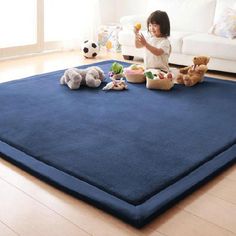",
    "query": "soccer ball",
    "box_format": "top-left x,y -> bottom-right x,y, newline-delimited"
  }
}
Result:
82,40 -> 99,58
